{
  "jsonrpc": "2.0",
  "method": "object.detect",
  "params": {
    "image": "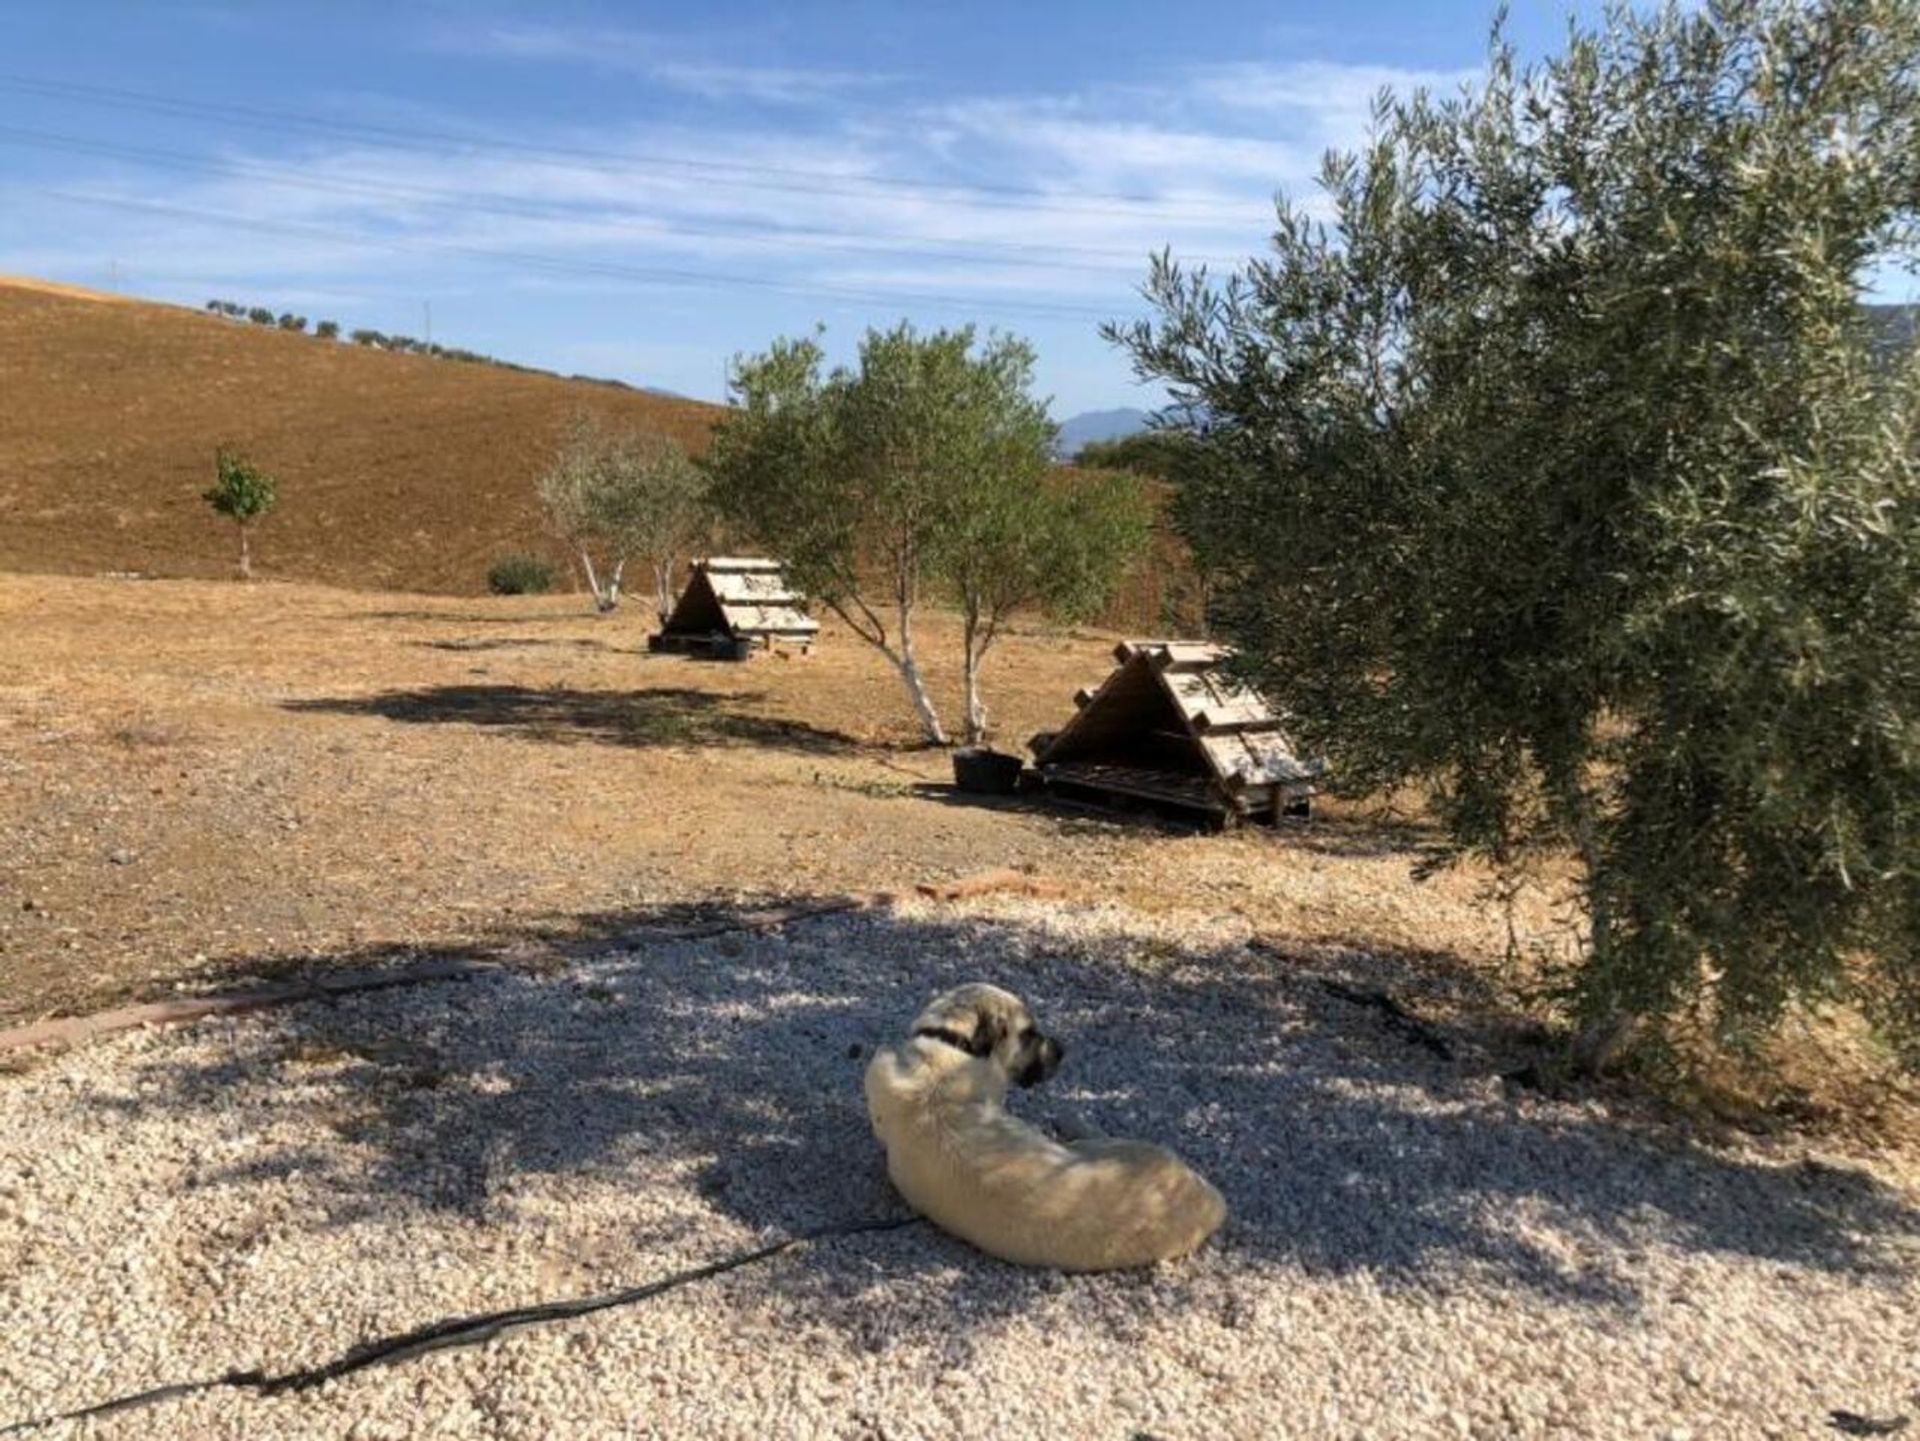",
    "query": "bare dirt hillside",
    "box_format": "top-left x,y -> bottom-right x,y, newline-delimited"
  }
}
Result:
0,277 -> 719,592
